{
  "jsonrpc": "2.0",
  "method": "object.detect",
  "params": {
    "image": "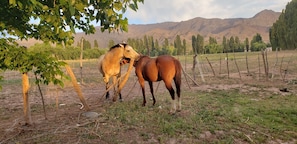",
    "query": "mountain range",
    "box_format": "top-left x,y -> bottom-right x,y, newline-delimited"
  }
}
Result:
19,9 -> 280,48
